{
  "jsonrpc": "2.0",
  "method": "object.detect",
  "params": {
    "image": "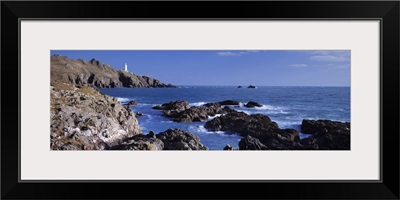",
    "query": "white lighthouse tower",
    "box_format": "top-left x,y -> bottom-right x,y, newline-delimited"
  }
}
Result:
124,63 -> 128,72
